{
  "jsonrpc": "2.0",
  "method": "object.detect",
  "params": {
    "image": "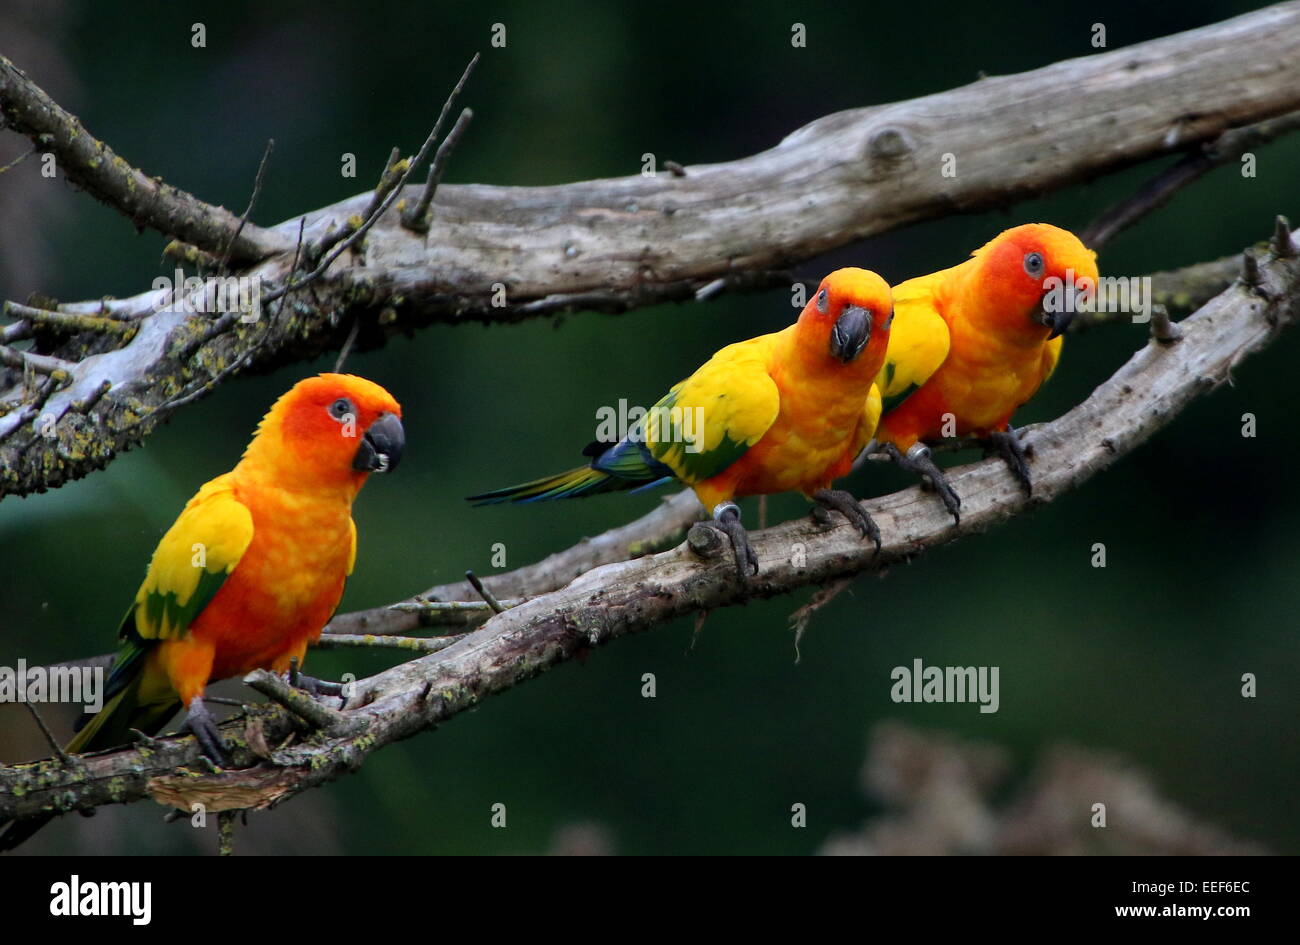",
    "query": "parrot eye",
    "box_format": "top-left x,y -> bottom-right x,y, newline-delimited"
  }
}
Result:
816,288 -> 829,314
882,307 -> 895,330
328,398 -> 354,421
1023,252 -> 1045,278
